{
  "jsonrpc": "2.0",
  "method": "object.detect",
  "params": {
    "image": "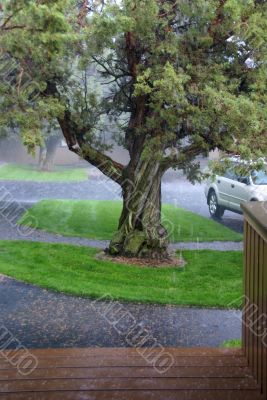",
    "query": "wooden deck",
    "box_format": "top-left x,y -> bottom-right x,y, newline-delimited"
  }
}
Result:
0,347 -> 265,399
